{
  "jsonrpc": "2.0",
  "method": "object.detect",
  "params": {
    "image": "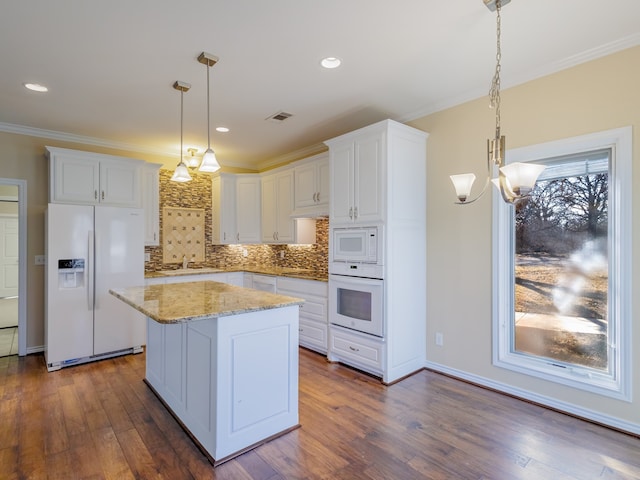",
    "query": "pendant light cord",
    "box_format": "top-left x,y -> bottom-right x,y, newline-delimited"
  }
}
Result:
206,63 -> 211,149
180,89 -> 185,164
